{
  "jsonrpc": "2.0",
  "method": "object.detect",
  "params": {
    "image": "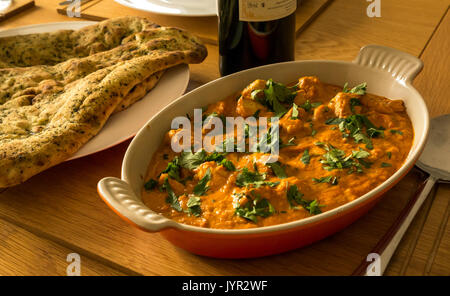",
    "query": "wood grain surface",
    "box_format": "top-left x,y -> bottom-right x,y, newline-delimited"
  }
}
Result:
56,0 -> 332,45
0,0 -> 449,276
